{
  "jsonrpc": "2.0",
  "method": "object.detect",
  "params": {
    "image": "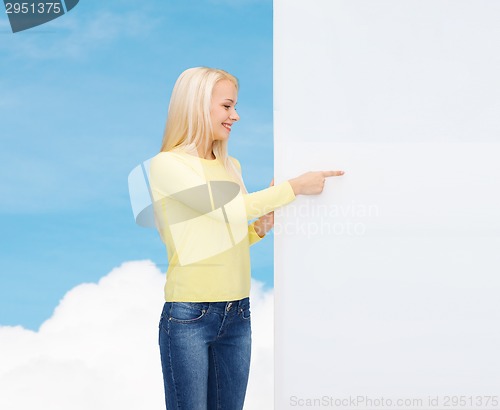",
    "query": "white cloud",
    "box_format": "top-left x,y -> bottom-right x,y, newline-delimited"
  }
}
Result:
0,261 -> 274,410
